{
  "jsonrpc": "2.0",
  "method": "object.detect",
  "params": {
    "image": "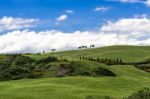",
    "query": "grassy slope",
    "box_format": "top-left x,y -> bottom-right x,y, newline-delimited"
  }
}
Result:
28,45 -> 150,62
0,61 -> 150,99
0,46 -> 150,99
